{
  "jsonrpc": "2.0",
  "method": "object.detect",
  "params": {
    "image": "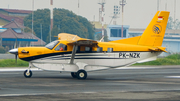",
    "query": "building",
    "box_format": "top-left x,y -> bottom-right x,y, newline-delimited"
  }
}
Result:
91,21 -> 108,41
92,22 -> 130,41
0,8 -> 46,50
0,20 -> 46,49
0,8 -> 32,26
106,25 -> 130,41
